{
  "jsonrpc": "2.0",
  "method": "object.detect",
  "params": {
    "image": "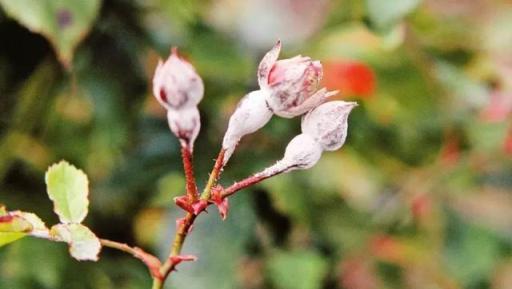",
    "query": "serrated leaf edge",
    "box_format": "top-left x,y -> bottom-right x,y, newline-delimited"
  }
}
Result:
45,160 -> 90,224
